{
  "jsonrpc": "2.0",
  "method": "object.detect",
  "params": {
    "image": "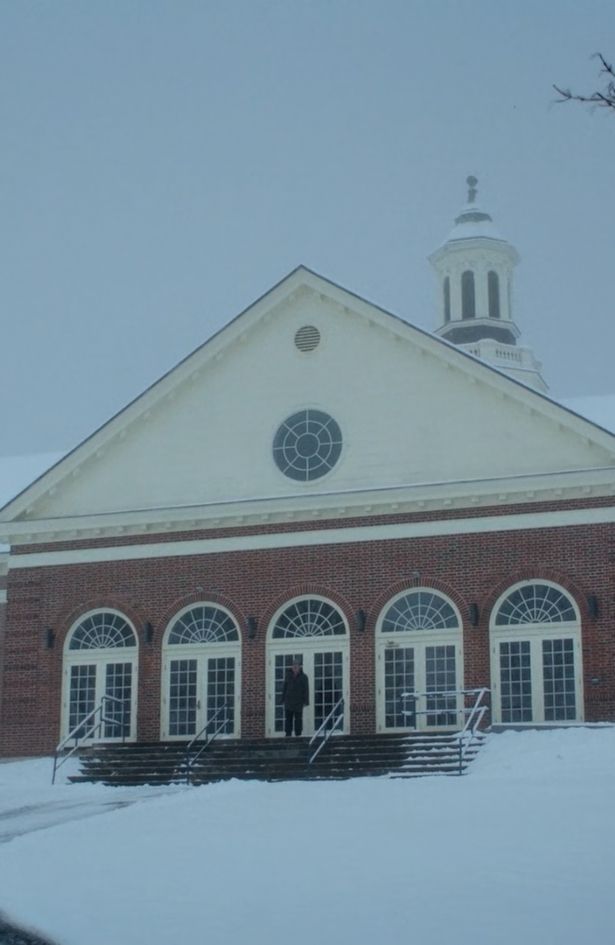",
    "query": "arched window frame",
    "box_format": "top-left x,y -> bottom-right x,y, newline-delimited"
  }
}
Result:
491,581 -> 580,629
66,609 -> 138,652
161,602 -> 242,741
490,580 -> 583,726
379,588 -> 462,636
266,595 -> 349,738
62,608 -> 138,743
269,595 -> 348,643
375,588 -> 463,733
164,602 -> 240,647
